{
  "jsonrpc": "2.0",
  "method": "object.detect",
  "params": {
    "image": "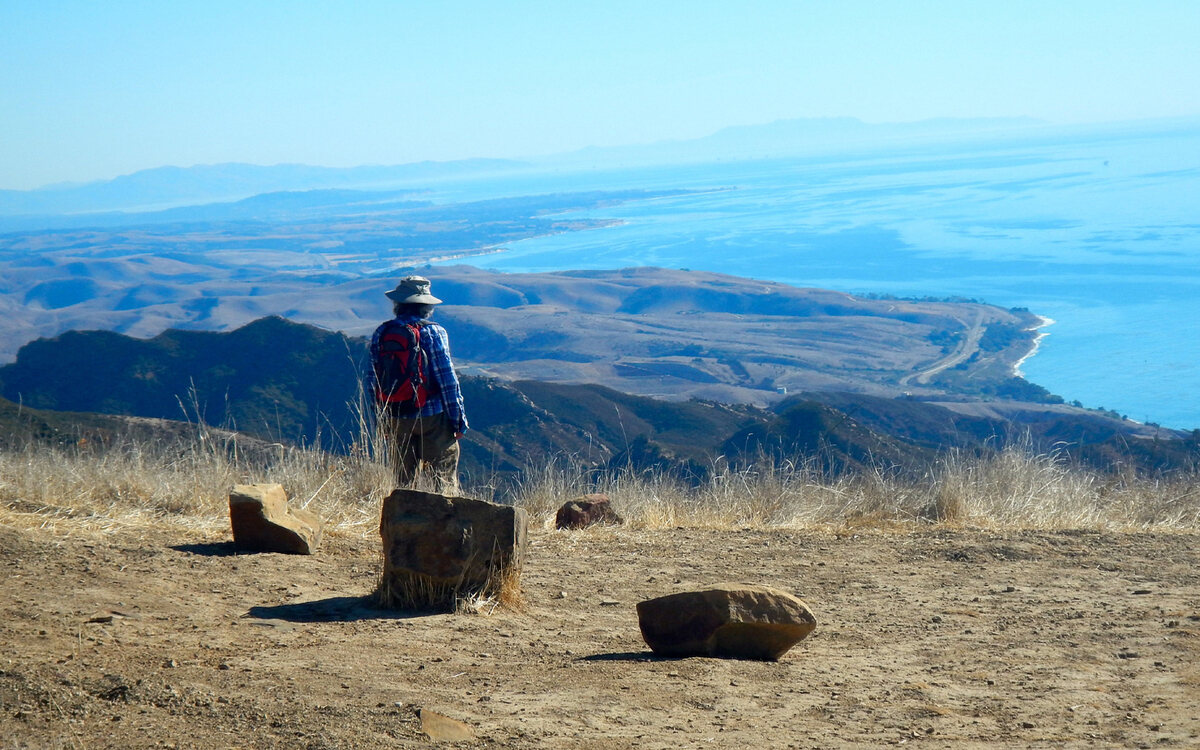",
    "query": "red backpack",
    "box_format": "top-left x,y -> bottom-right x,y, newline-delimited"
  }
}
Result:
373,320 -> 430,411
